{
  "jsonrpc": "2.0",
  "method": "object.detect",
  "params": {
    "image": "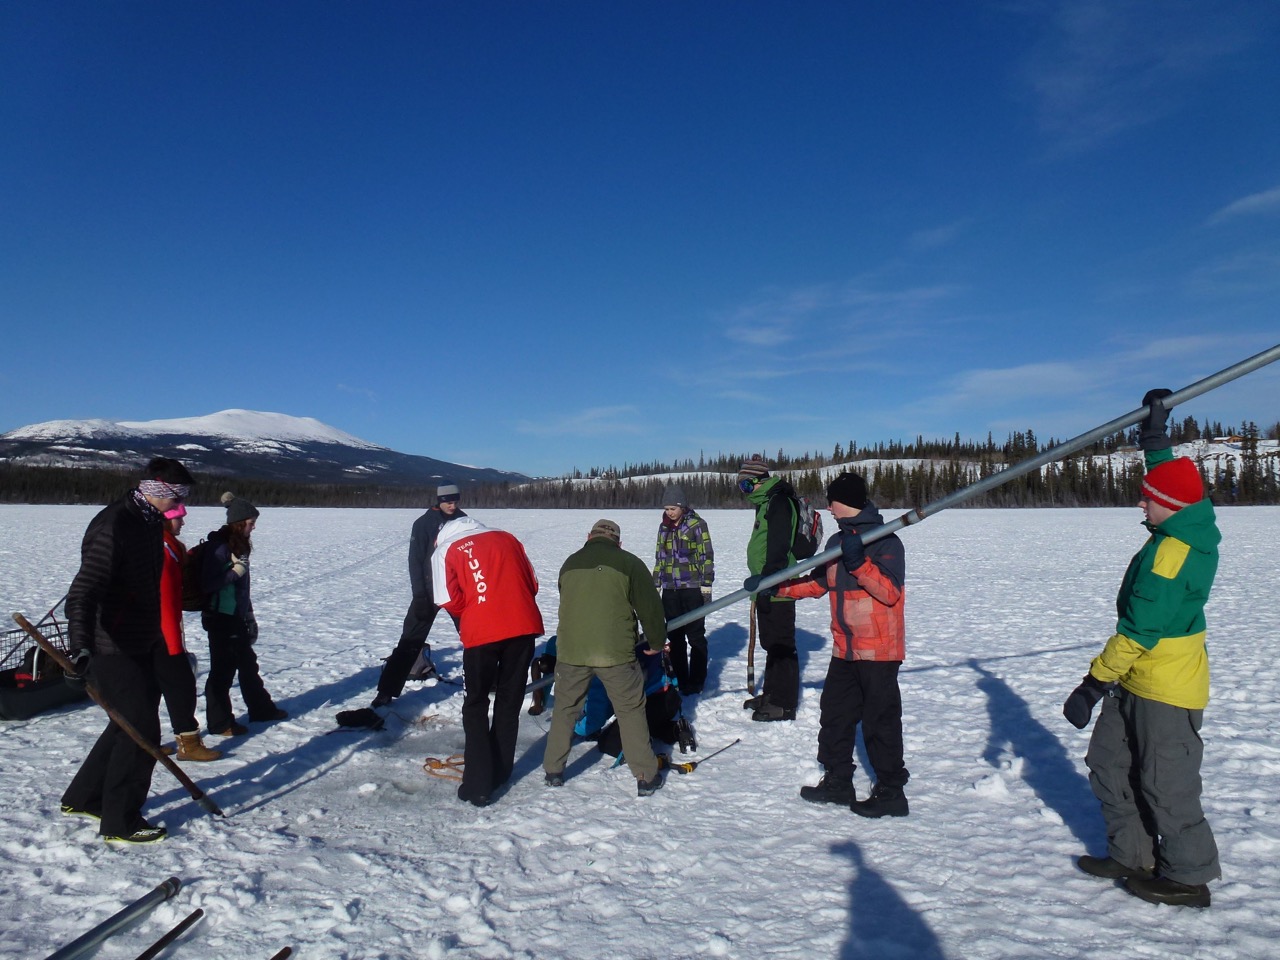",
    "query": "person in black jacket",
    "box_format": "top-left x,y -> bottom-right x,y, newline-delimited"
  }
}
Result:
60,457 -> 194,845
371,482 -> 465,708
